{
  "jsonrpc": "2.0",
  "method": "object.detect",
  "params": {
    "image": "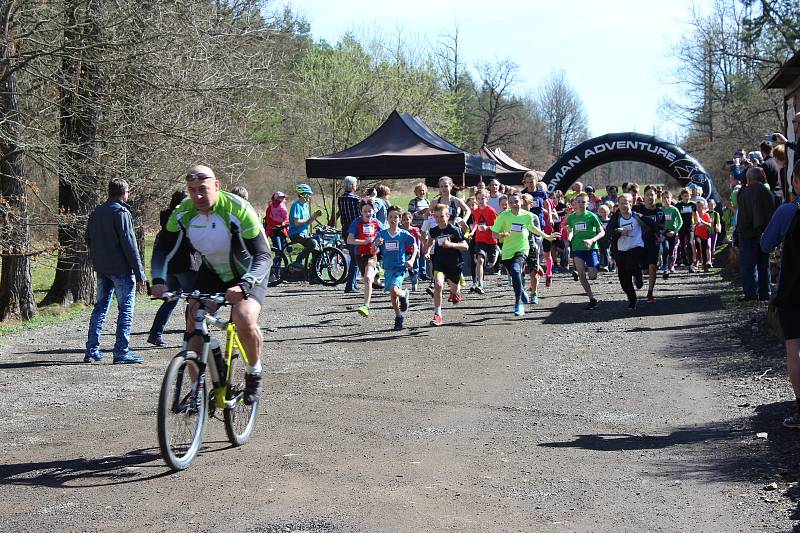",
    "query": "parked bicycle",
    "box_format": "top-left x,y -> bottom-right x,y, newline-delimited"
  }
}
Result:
154,291 -> 259,471
268,224 -> 347,287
